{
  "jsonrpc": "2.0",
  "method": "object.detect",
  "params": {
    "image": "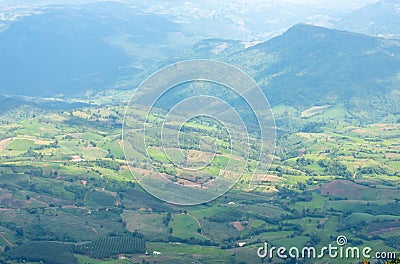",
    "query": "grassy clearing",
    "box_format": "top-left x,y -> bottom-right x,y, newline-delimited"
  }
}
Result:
272,236 -> 310,248
147,147 -> 170,163
121,210 -> 168,240
7,138 -> 36,152
147,242 -> 229,261
171,214 -> 204,240
75,254 -> 132,264
344,213 -> 400,225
